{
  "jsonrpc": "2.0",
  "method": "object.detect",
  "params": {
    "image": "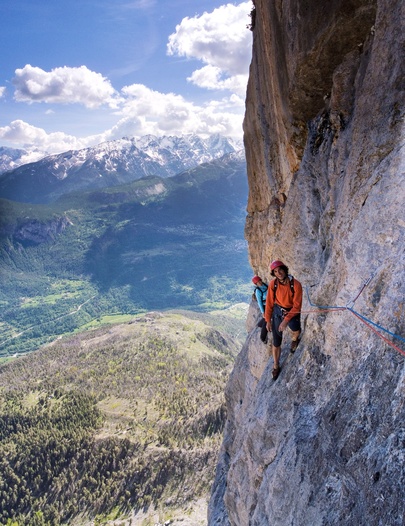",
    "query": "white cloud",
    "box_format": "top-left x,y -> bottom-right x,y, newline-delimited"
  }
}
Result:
115,83 -> 245,138
167,1 -> 252,93
13,65 -> 120,109
0,87 -> 6,98
0,120 -> 87,154
1,3 -> 253,154
0,78 -> 246,154
187,65 -> 249,96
